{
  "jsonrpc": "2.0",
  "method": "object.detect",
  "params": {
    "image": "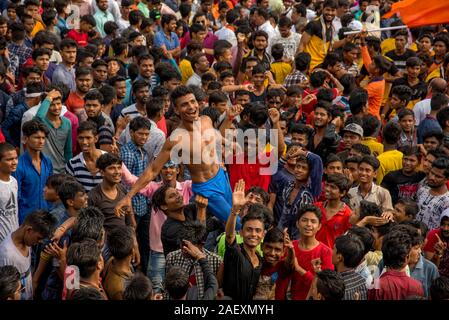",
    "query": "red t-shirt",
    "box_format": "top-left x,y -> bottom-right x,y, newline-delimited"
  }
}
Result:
66,91 -> 85,114
289,240 -> 333,300
67,29 -> 88,47
156,116 -> 168,137
302,88 -> 339,114
368,270 -> 424,300
227,151 -> 273,192
315,202 -> 352,250
424,228 -> 449,277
